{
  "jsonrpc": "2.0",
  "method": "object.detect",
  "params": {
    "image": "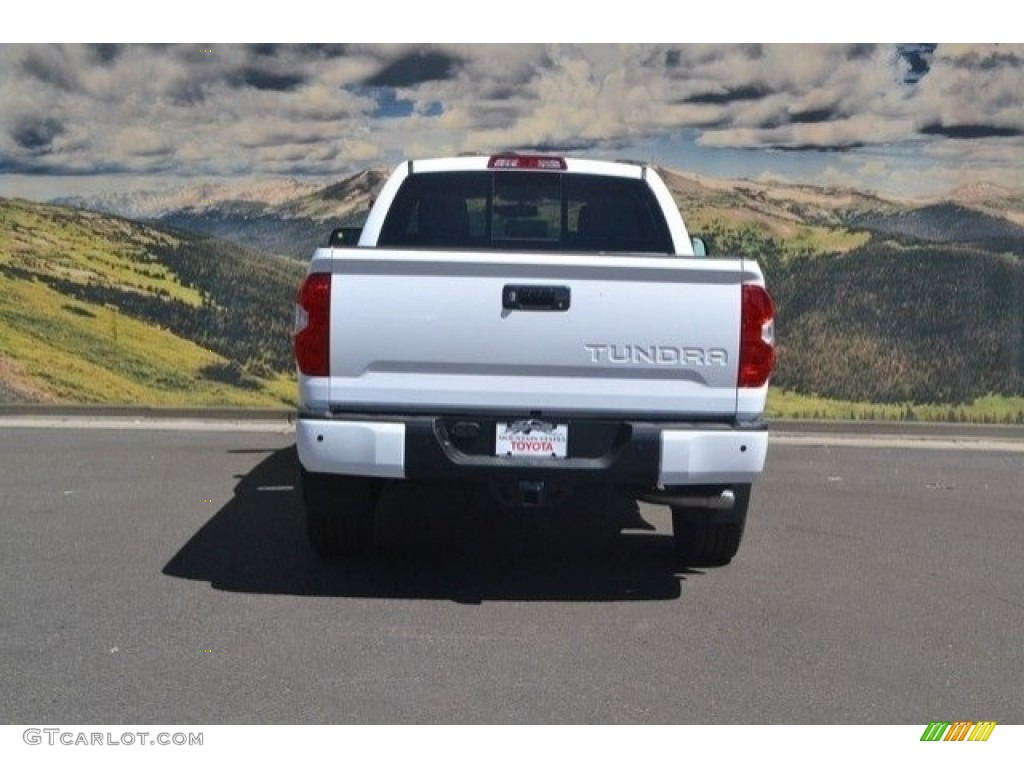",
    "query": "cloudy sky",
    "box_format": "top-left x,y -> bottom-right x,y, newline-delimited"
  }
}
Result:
2,41 -> 1022,201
